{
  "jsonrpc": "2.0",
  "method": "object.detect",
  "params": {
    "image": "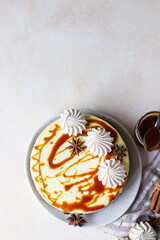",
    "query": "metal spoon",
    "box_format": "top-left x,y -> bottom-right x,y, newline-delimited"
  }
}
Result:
143,111 -> 160,152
